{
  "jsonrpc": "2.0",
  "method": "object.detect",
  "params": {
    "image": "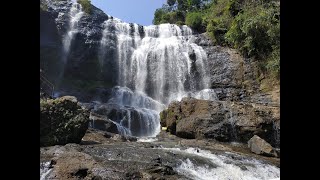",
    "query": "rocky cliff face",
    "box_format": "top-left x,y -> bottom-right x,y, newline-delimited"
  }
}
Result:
40,0 -> 269,103
160,97 -> 280,148
41,0 -> 112,102
40,0 -> 279,145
